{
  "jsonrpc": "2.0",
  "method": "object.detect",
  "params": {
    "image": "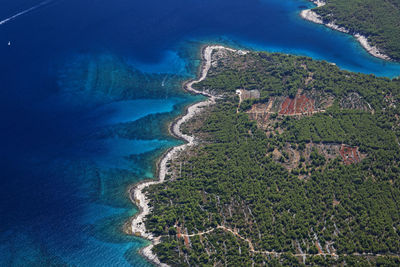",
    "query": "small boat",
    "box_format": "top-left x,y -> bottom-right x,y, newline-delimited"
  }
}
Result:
8,41 -> 11,46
